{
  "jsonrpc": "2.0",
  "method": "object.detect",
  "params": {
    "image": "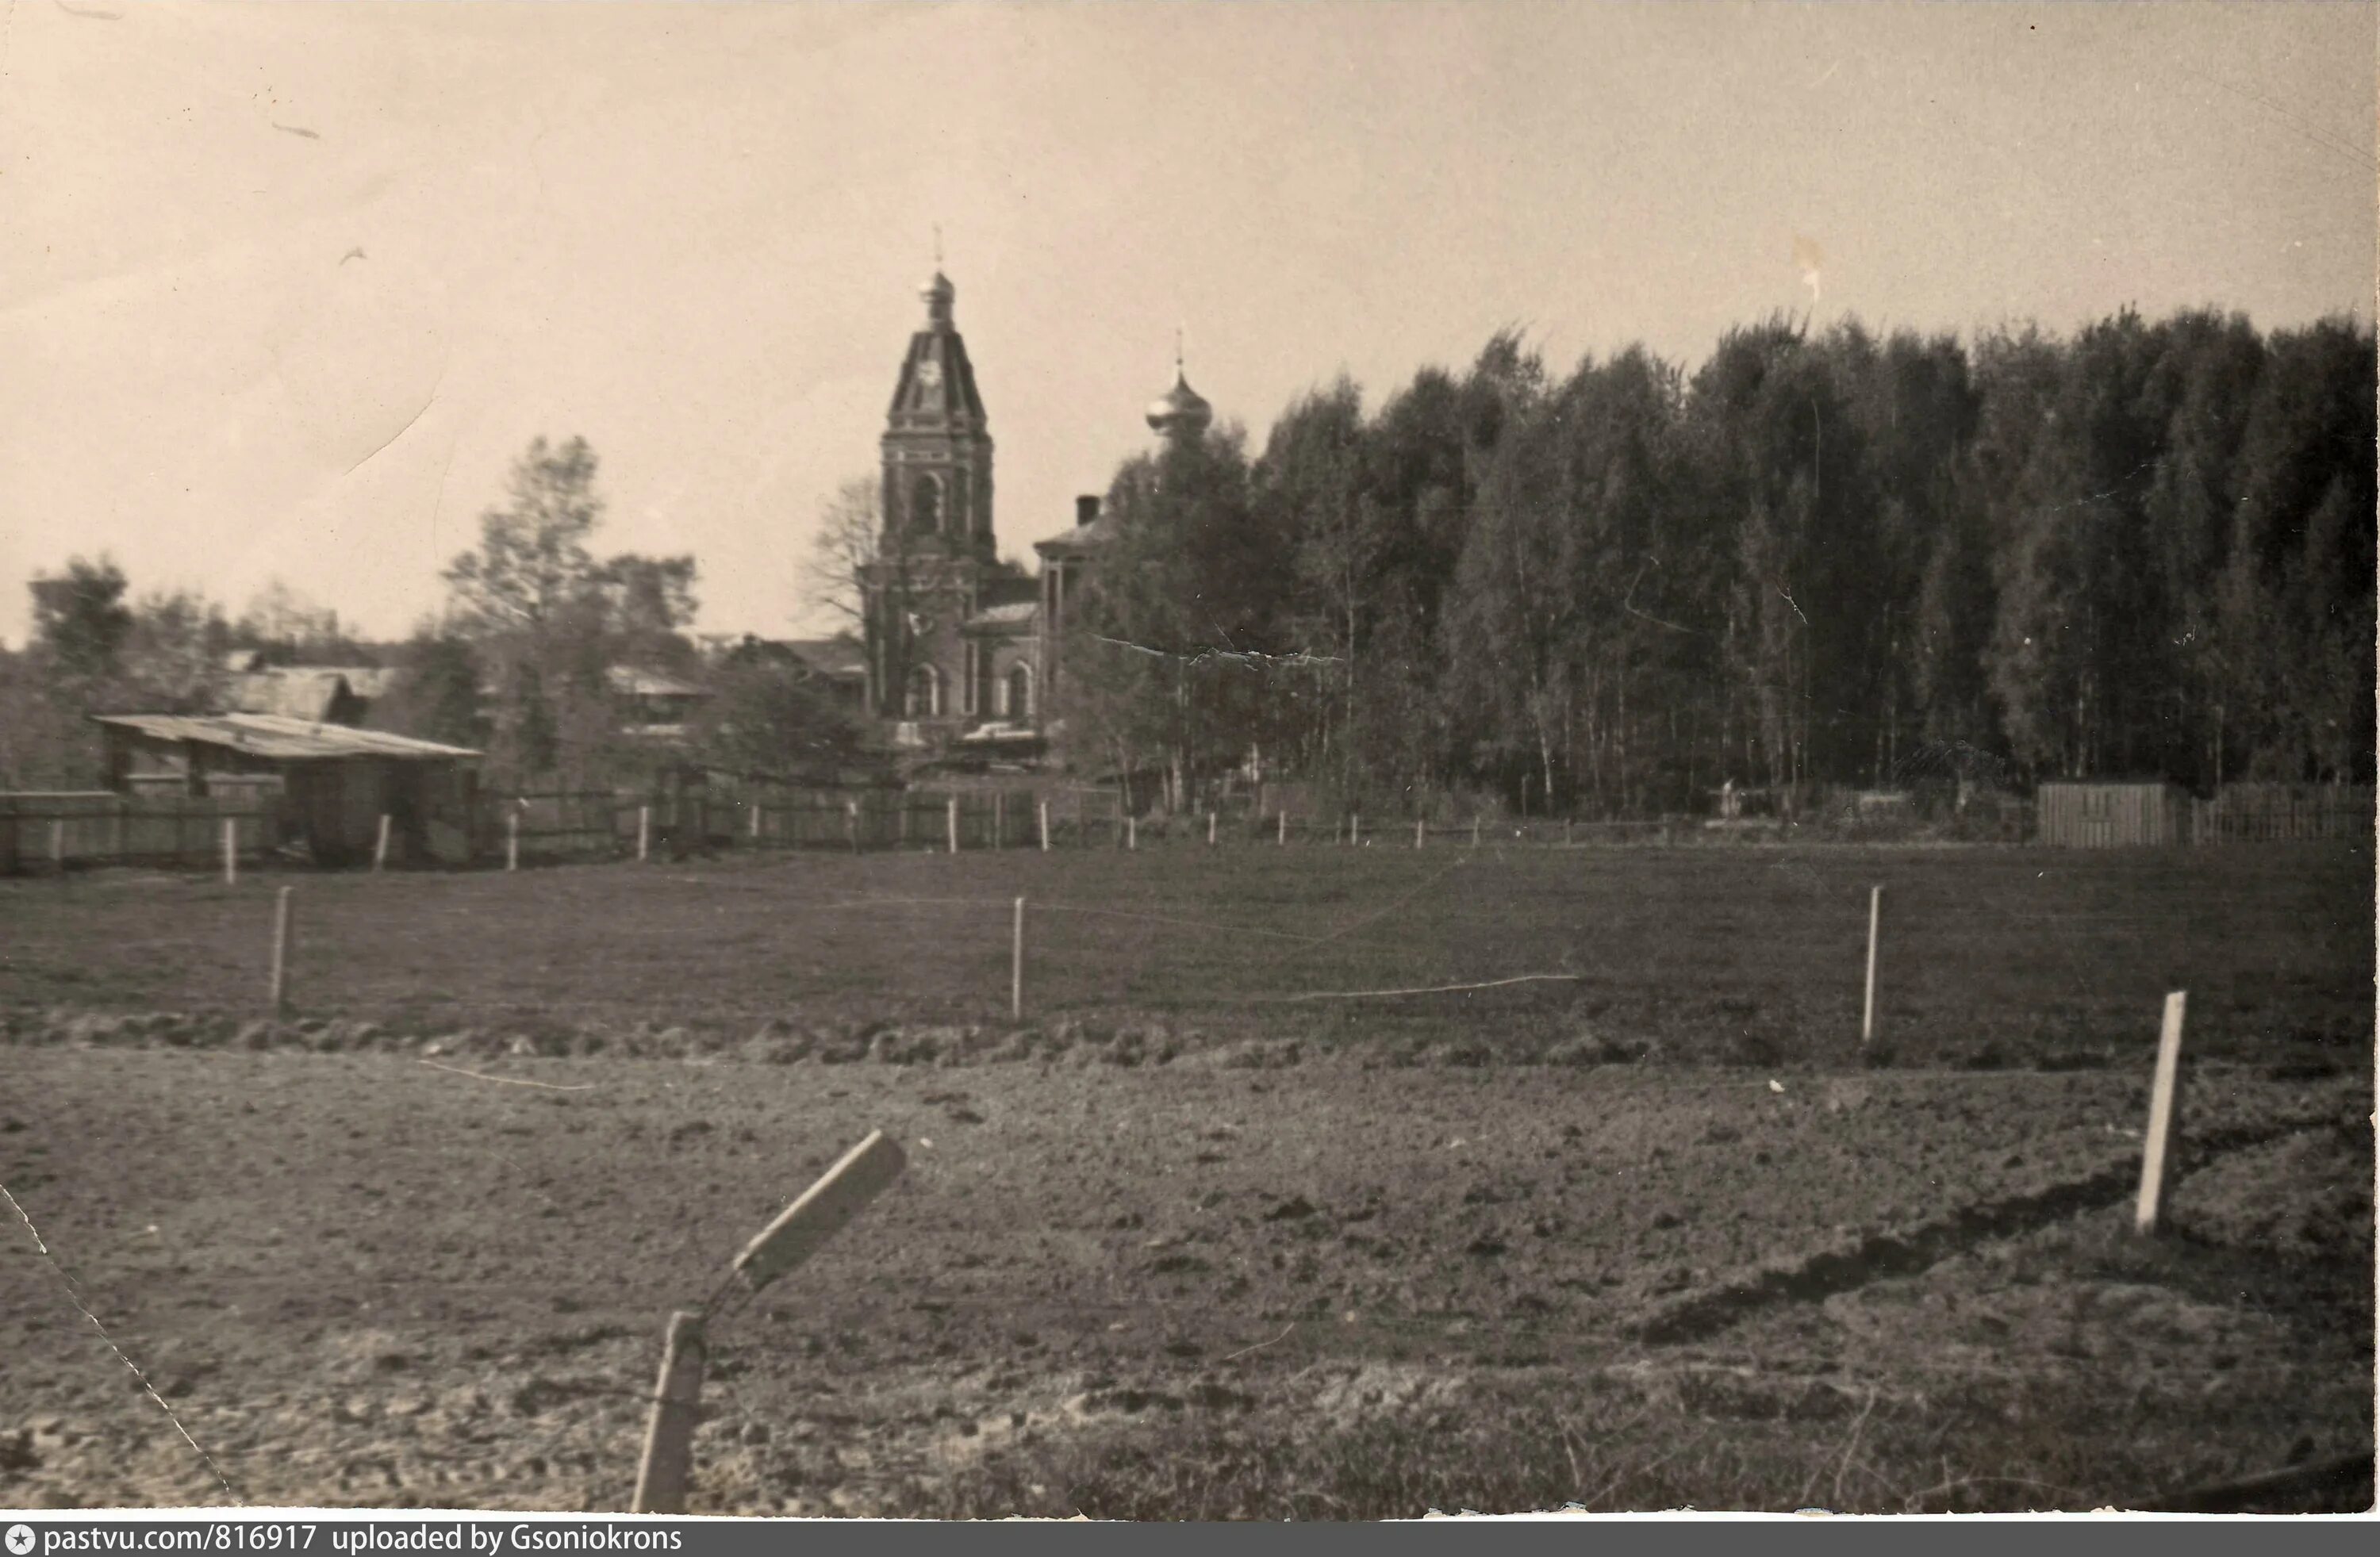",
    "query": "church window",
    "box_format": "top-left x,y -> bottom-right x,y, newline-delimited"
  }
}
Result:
911,473 -> 942,533
1005,663 -> 1034,721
